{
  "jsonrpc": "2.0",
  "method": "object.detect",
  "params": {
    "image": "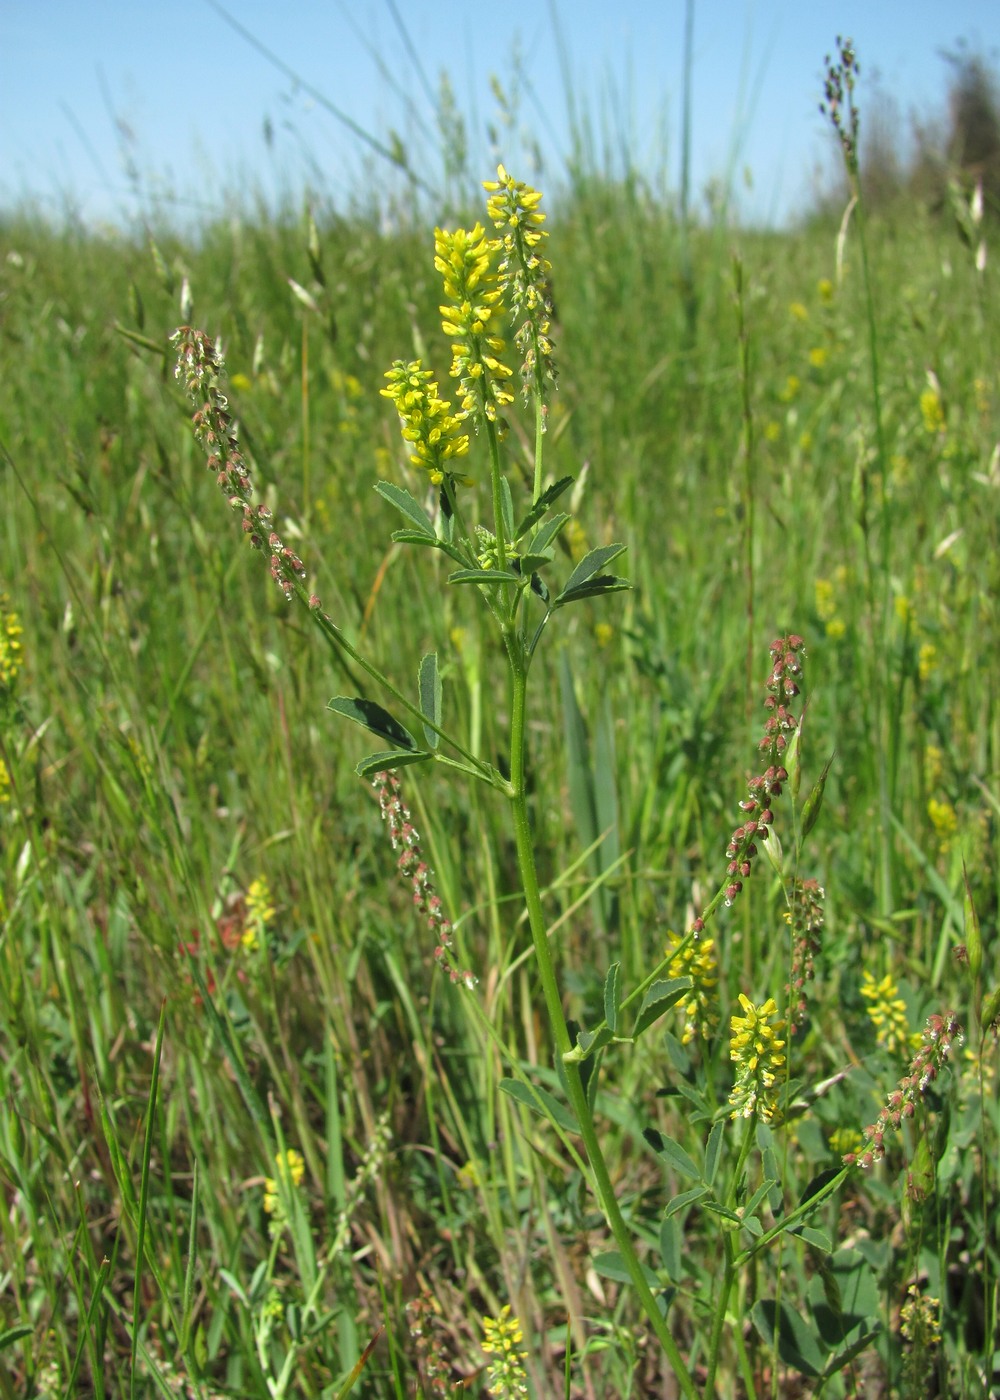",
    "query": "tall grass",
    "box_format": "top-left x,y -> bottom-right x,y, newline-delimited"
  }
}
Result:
0,62 -> 998,1396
